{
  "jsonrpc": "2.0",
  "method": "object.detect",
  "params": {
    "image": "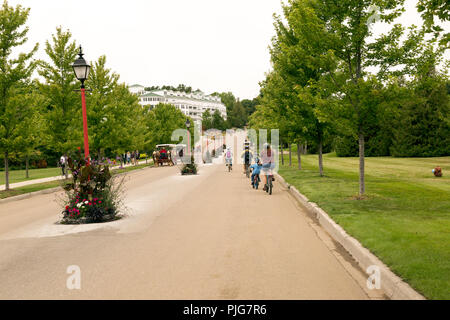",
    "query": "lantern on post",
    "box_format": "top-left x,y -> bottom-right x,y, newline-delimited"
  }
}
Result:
72,46 -> 91,164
